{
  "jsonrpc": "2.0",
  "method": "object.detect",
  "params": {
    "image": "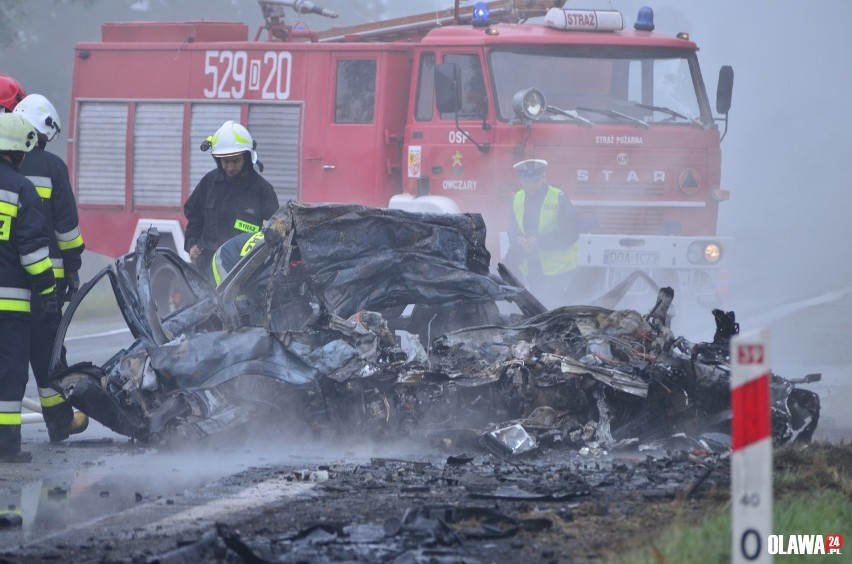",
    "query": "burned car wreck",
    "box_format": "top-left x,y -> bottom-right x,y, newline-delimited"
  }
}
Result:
49,202 -> 820,454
